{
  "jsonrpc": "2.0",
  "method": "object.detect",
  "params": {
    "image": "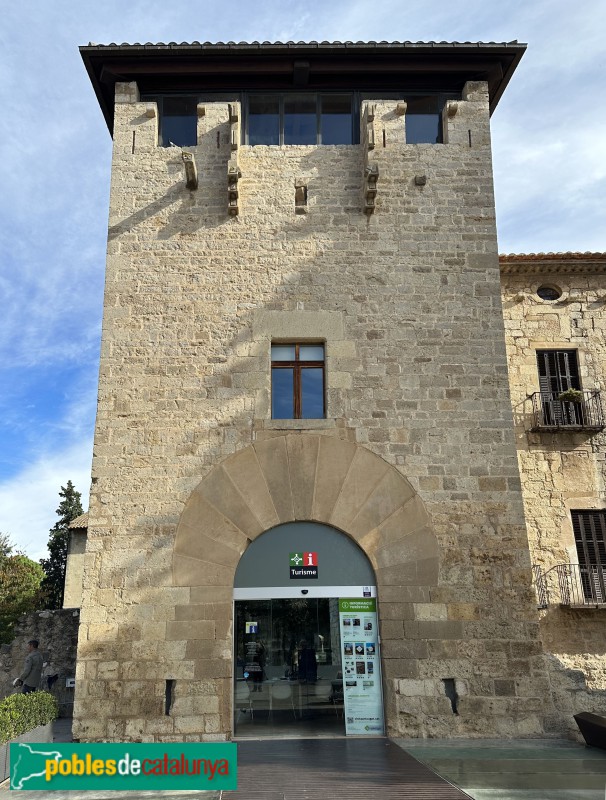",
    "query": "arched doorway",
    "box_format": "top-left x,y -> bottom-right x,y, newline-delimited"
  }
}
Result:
234,521 -> 382,738
172,435 -> 438,740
